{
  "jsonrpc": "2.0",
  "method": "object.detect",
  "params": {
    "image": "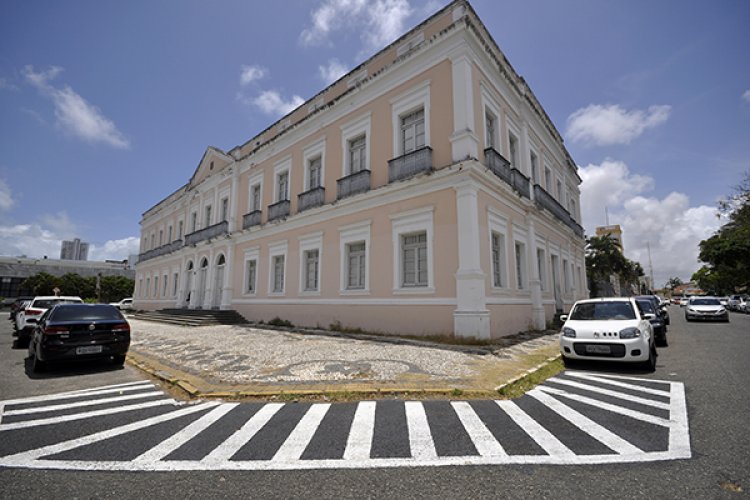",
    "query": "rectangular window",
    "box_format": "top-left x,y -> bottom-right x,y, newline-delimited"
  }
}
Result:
304,249 -> 320,291
204,205 -> 212,228
138,279 -> 143,299
537,249 -> 546,291
544,167 -> 552,192
162,274 -> 168,296
508,132 -> 519,168
348,135 -> 366,174
272,255 -> 285,293
191,212 -> 197,232
251,184 -> 261,211
159,230 -> 163,246
556,179 -> 563,202
346,242 -> 366,290
485,110 -> 496,149
308,157 -> 322,189
154,276 -> 159,297
178,221 -> 184,240
491,232 -> 505,288
530,152 -> 539,184
563,258 -> 571,292
221,198 -> 229,222
168,226 -> 173,242
400,108 -> 425,154
277,172 -> 289,201
173,272 -> 179,296
145,278 -> 150,298
246,260 -> 257,293
402,232 -> 428,287
515,241 -> 526,290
